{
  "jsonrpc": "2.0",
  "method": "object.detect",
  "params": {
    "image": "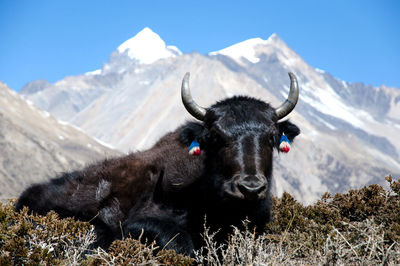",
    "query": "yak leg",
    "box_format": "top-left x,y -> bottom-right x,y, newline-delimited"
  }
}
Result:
123,216 -> 194,256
